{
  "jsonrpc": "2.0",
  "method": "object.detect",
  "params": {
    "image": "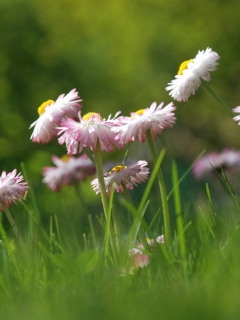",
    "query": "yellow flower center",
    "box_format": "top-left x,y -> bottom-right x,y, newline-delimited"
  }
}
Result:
61,155 -> 70,162
134,109 -> 144,115
82,112 -> 101,121
38,100 -> 54,116
178,59 -> 194,75
109,165 -> 127,174
131,109 -> 144,118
